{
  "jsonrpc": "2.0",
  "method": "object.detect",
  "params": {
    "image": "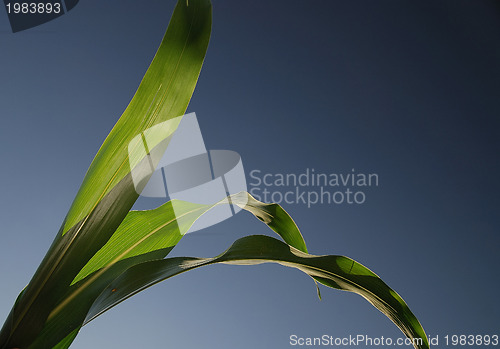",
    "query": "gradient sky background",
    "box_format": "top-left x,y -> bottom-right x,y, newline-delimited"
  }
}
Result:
0,1 -> 499,348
